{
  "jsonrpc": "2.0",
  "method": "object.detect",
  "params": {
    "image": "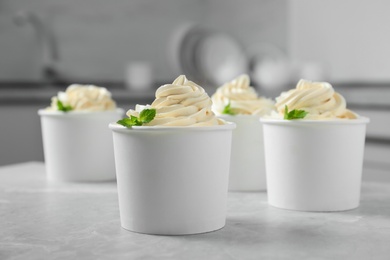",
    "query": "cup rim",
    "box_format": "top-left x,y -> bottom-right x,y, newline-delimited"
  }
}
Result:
38,108 -> 124,117
260,116 -> 370,125
109,121 -> 236,132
